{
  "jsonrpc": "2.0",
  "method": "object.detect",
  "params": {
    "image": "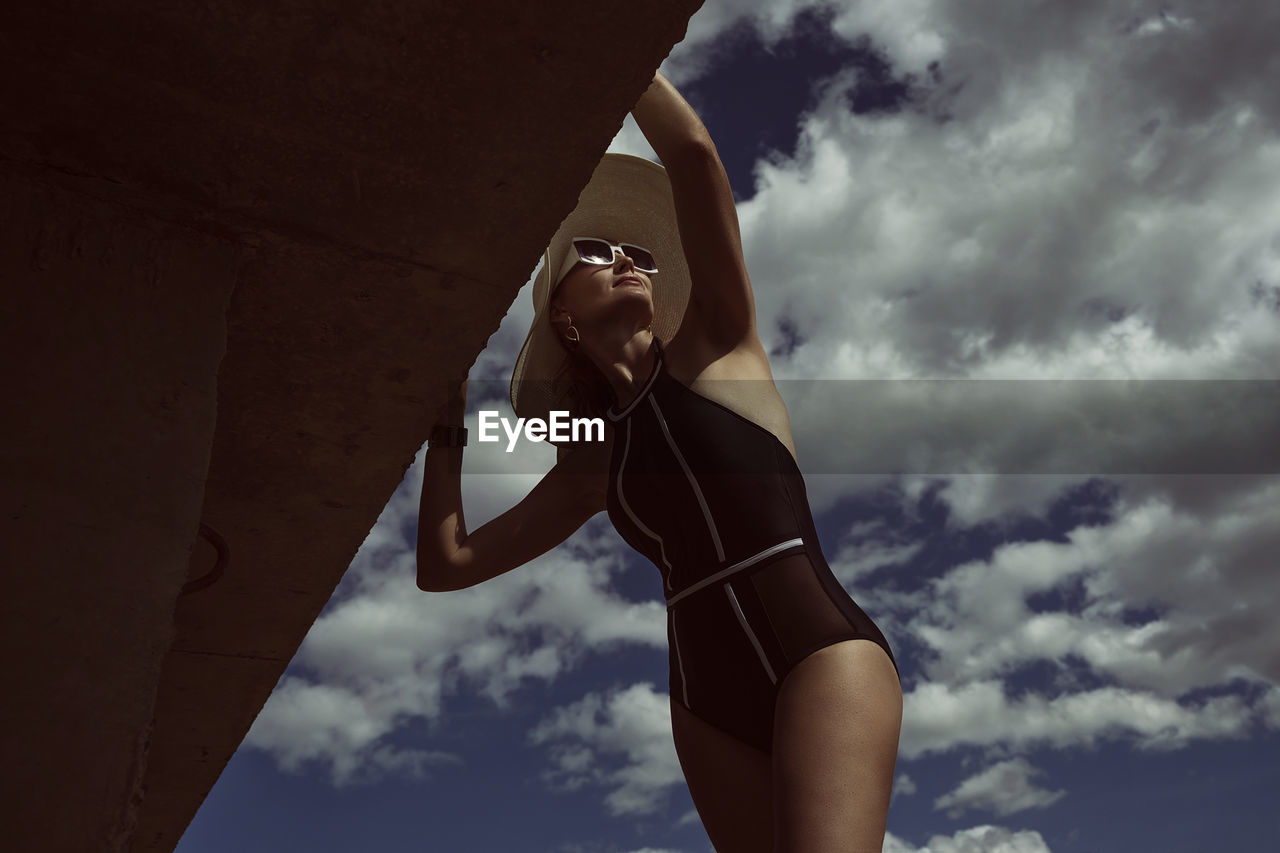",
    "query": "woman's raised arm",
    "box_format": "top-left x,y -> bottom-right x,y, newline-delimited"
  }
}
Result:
631,71 -> 757,349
